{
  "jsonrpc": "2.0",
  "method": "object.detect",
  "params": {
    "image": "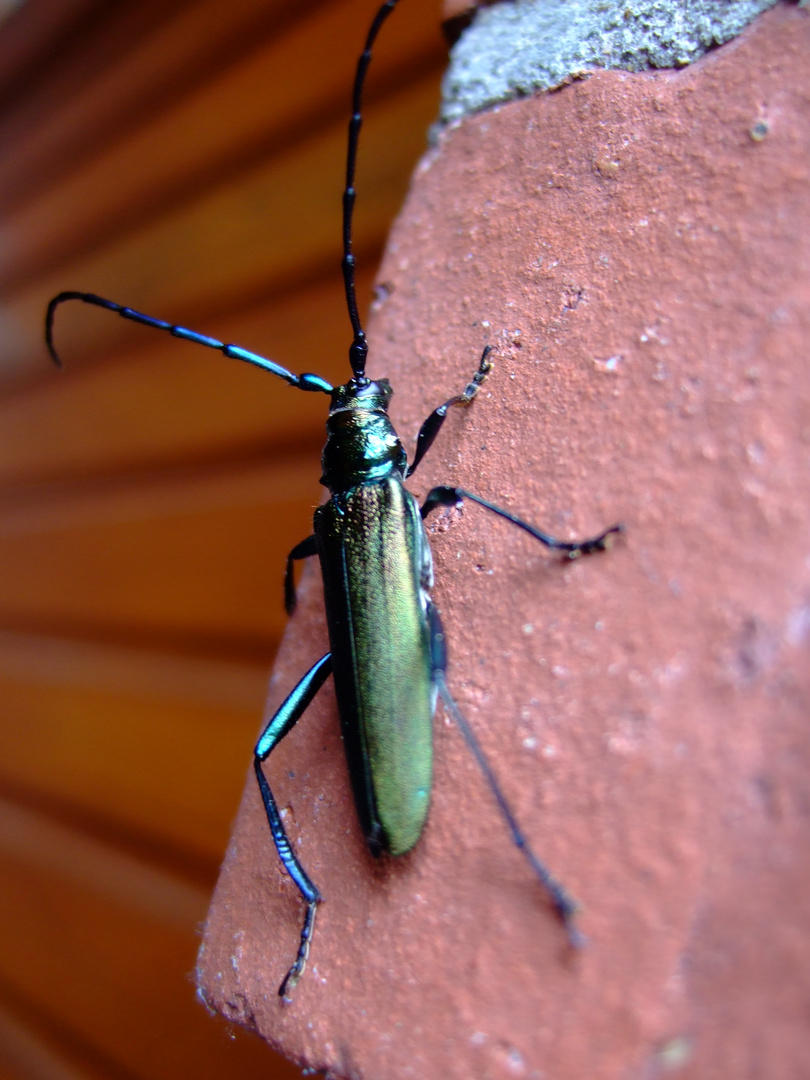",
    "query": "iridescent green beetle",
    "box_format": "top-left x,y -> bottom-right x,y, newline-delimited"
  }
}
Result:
46,0 -> 620,999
